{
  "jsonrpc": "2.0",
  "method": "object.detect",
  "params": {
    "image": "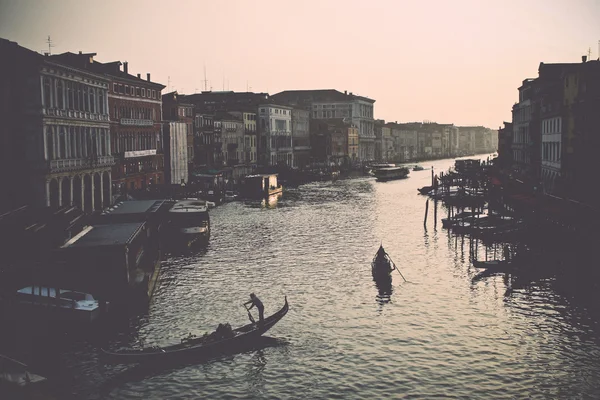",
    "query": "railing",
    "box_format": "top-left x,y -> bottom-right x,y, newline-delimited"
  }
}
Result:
48,155 -> 115,171
120,118 -> 154,126
44,108 -> 109,122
